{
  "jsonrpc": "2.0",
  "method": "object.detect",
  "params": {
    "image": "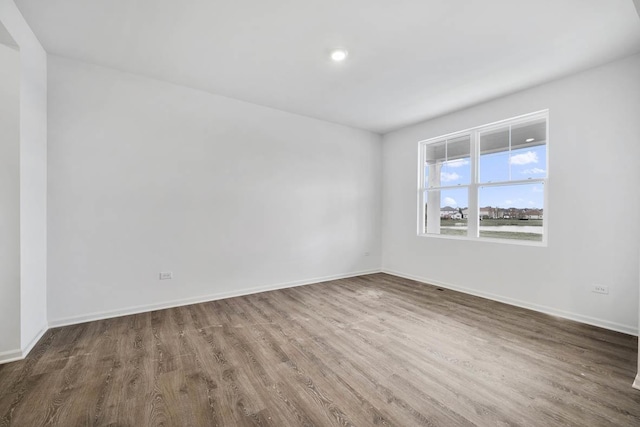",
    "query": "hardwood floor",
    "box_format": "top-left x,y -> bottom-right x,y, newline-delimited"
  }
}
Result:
1,273 -> 639,426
